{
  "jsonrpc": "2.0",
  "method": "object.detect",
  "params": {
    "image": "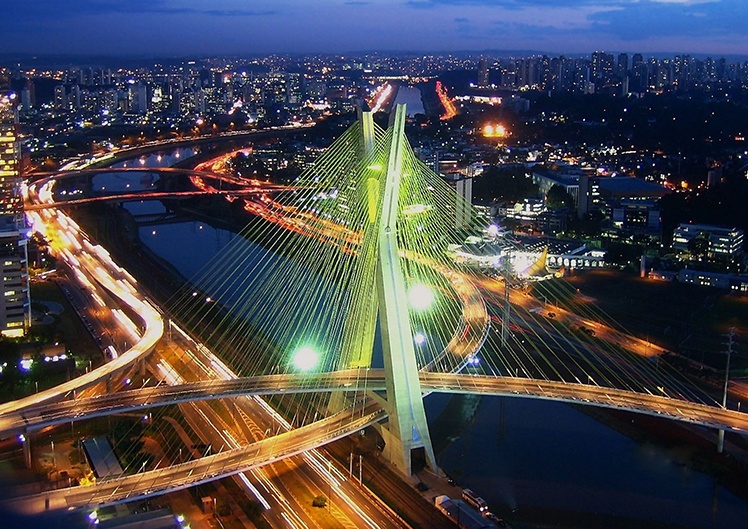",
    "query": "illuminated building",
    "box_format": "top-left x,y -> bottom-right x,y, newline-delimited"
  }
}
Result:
481,123 -> 507,138
672,223 -> 744,258
591,51 -> 614,80
0,90 -> 30,337
478,57 -> 490,87
532,168 -> 580,207
442,172 -> 472,228
677,269 -> 748,292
